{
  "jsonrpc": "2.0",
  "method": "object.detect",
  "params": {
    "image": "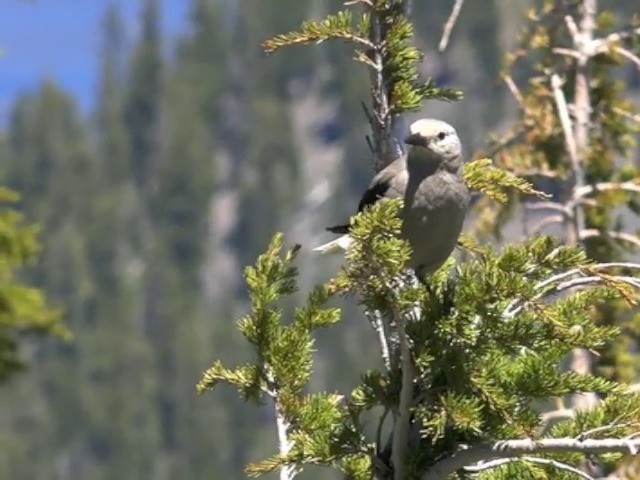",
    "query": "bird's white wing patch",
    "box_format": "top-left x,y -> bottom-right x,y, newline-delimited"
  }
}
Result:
312,234 -> 354,254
